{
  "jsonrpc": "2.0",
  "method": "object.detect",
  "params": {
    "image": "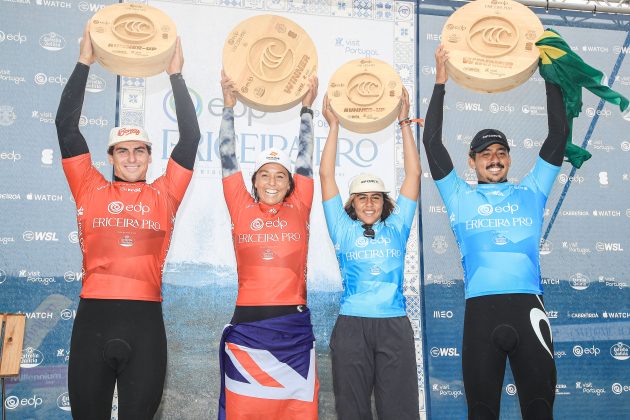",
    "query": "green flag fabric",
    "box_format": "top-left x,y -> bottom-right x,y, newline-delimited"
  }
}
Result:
536,28 -> 629,168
